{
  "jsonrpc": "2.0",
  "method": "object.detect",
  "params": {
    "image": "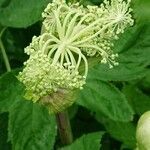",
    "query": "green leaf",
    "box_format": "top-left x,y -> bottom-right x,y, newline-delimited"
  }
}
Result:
0,71 -> 24,113
77,79 -> 134,122
60,132 -> 104,150
95,114 -> 136,149
104,121 -> 136,149
88,63 -> 147,81
122,85 -> 150,115
88,23 -> 150,82
0,71 -> 57,150
0,0 -> 50,28
120,24 -> 150,65
113,25 -> 142,53
8,100 -> 57,150
140,70 -> 150,90
133,0 -> 150,23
